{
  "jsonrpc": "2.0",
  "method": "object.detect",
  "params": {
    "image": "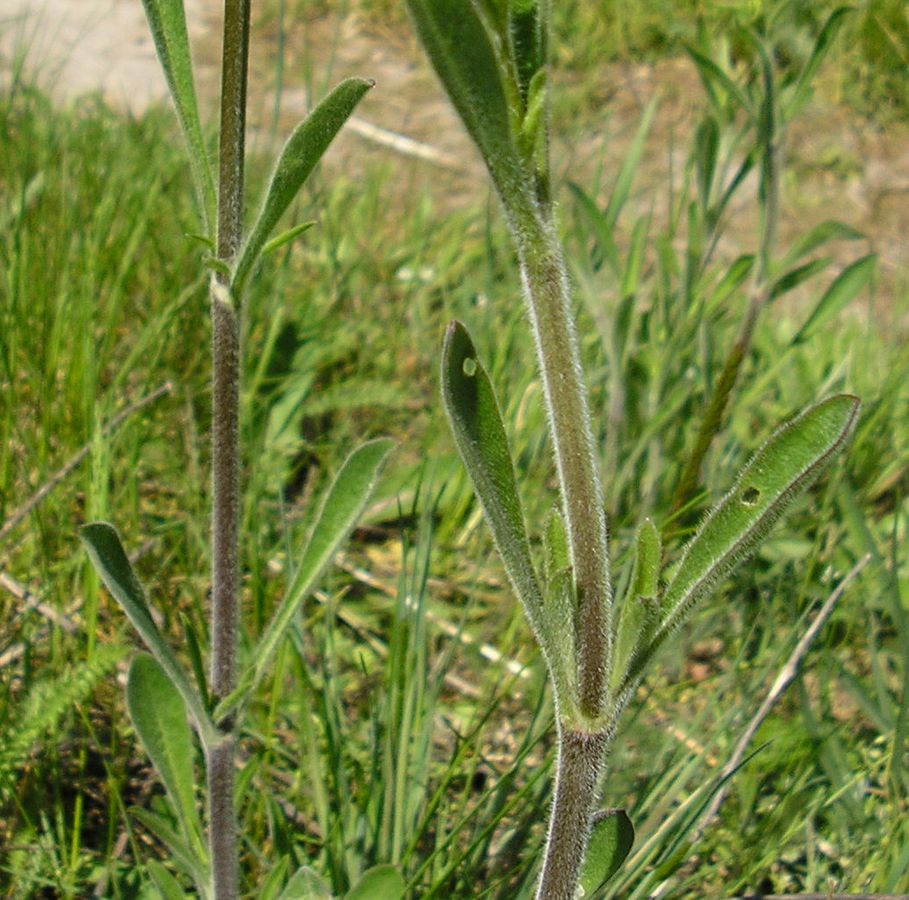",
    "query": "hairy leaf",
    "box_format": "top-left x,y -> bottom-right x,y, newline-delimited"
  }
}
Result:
233,78 -> 373,295
441,321 -> 546,640
80,523 -> 217,745
140,0 -> 215,231
579,808 -> 635,895
127,654 -> 205,860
